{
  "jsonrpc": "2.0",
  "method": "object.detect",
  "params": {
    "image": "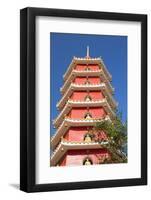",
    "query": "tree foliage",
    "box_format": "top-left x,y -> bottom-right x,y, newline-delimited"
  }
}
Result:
92,112 -> 127,164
